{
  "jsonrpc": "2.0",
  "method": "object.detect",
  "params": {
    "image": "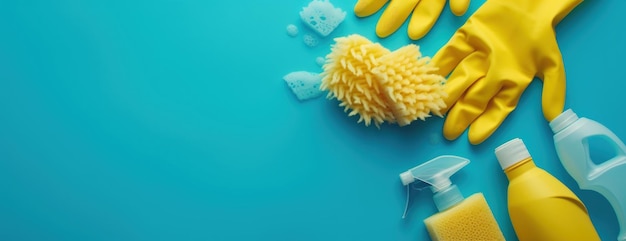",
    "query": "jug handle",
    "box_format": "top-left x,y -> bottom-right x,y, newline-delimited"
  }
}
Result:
586,125 -> 626,179
585,127 -> 626,241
